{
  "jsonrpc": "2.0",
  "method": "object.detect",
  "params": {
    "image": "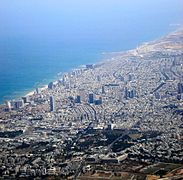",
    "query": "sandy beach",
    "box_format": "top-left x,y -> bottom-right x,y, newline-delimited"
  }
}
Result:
25,85 -> 48,97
